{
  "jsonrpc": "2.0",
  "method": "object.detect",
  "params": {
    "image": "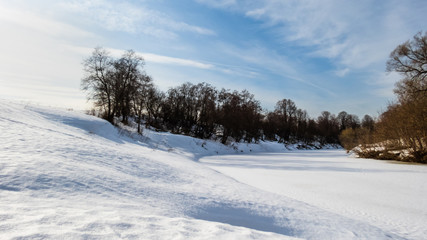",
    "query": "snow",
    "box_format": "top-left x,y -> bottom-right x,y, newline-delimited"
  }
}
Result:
0,100 -> 425,239
200,151 -> 427,240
